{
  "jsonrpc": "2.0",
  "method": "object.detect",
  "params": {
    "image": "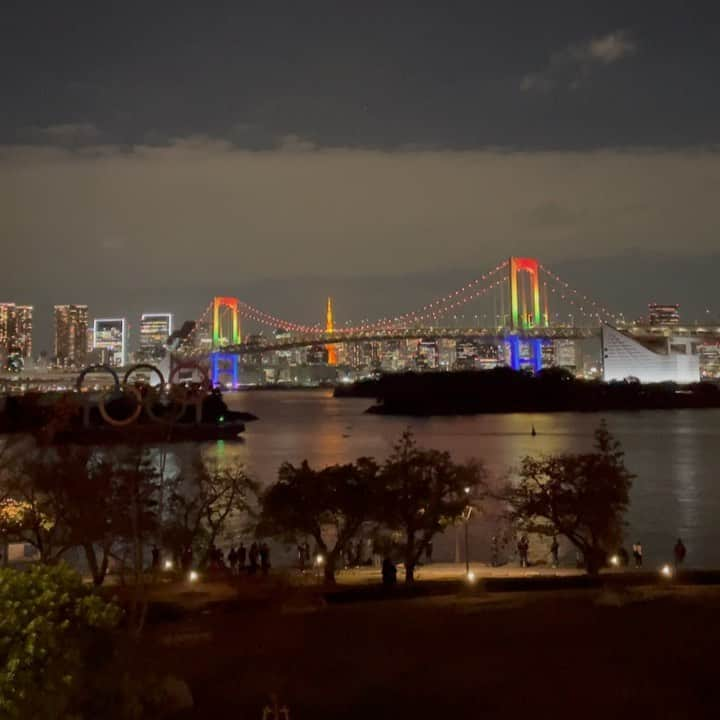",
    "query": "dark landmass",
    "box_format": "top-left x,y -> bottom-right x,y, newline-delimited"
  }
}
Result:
334,367 -> 720,415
